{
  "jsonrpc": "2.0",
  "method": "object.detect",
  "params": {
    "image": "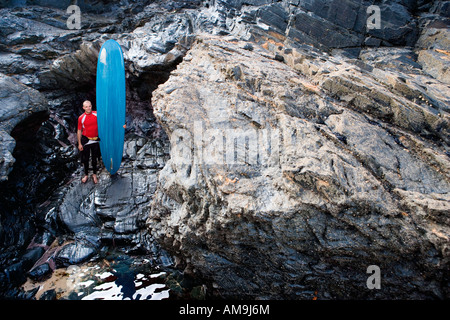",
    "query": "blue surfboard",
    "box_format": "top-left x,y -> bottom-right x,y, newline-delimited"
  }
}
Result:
96,39 -> 126,175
